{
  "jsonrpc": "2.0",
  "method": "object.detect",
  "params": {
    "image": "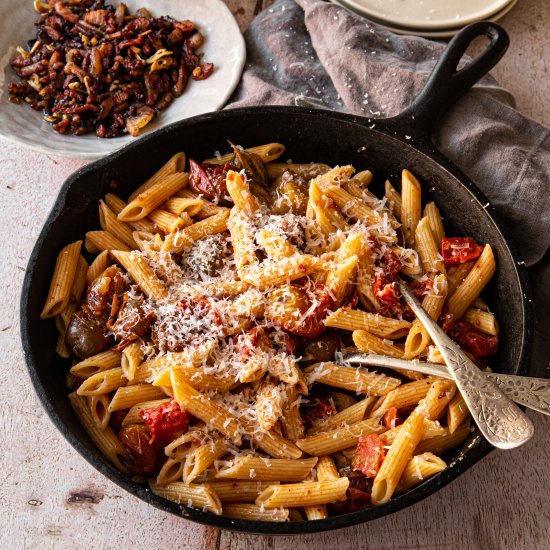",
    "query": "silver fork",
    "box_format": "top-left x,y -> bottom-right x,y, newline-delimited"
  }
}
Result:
342,353 -> 550,417
392,279 -> 534,449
